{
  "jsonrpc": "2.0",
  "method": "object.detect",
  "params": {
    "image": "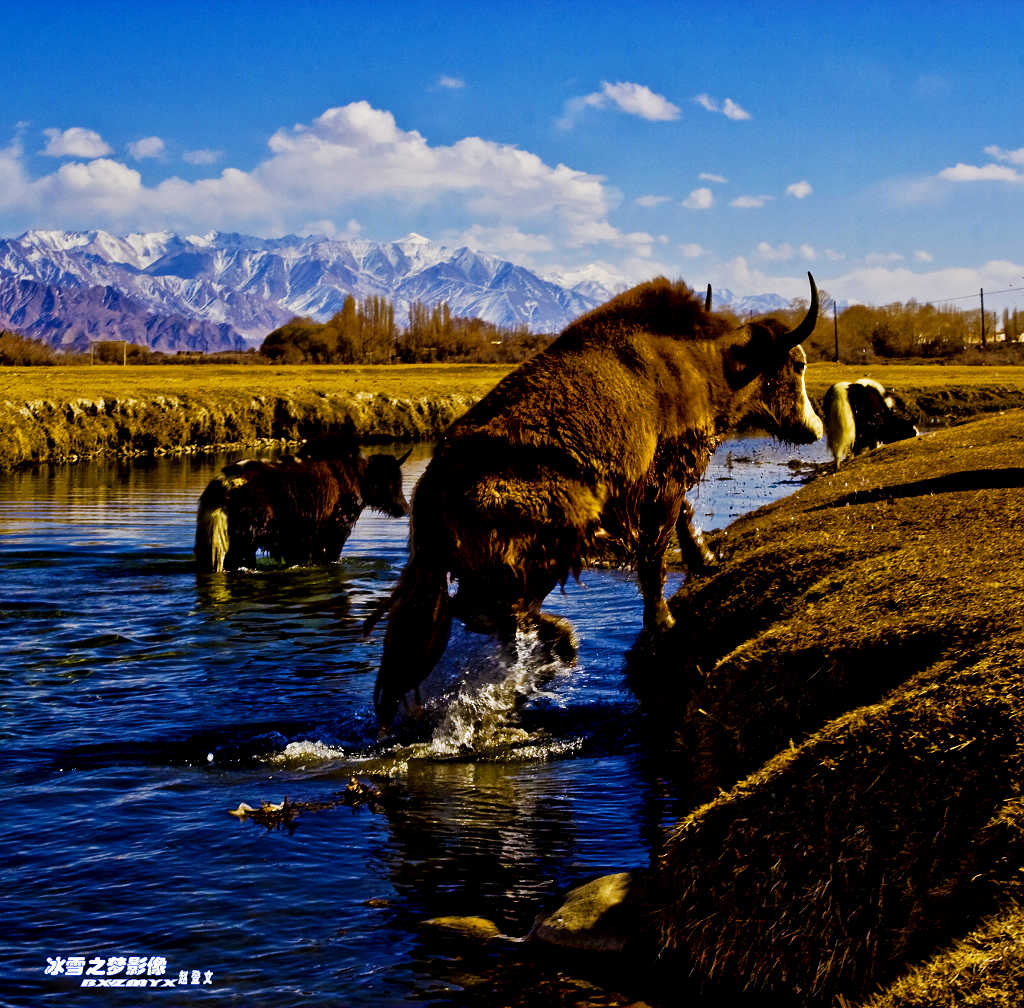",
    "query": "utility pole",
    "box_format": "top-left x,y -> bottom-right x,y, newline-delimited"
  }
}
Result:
980,289 -> 986,348
833,302 -> 839,362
